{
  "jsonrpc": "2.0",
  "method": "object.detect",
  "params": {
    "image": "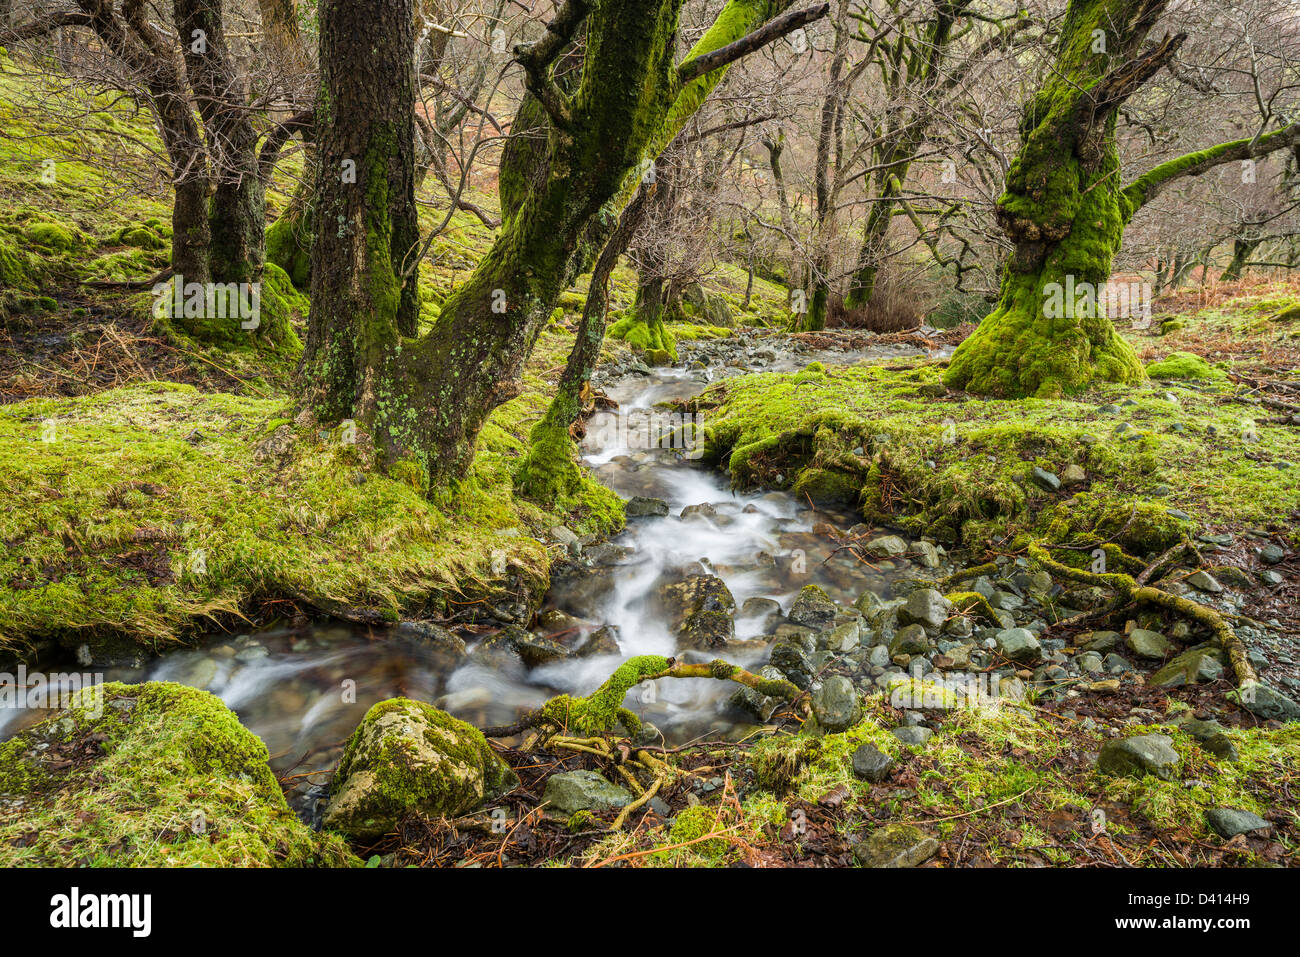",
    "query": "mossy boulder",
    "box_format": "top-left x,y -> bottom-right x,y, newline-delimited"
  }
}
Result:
23,220 -> 80,251
323,698 -> 519,840
0,681 -> 357,866
1145,351 -> 1225,381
